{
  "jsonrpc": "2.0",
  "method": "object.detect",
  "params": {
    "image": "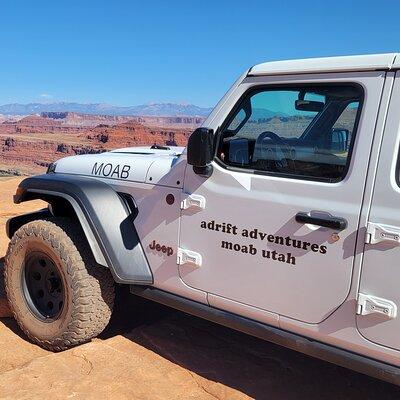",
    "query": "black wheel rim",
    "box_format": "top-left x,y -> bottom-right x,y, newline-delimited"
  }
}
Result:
23,252 -> 65,321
